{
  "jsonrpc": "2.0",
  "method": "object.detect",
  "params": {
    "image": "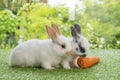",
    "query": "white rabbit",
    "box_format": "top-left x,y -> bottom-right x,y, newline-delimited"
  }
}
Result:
9,24 -> 72,69
61,24 -> 90,69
